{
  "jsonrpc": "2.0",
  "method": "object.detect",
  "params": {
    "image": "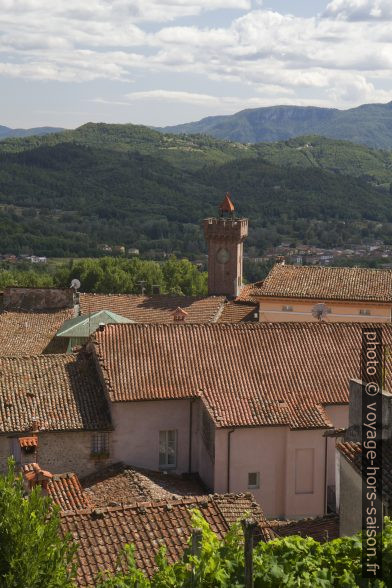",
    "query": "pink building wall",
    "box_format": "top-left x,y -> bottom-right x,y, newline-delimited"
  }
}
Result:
110,399 -> 199,474
108,398 -> 349,520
